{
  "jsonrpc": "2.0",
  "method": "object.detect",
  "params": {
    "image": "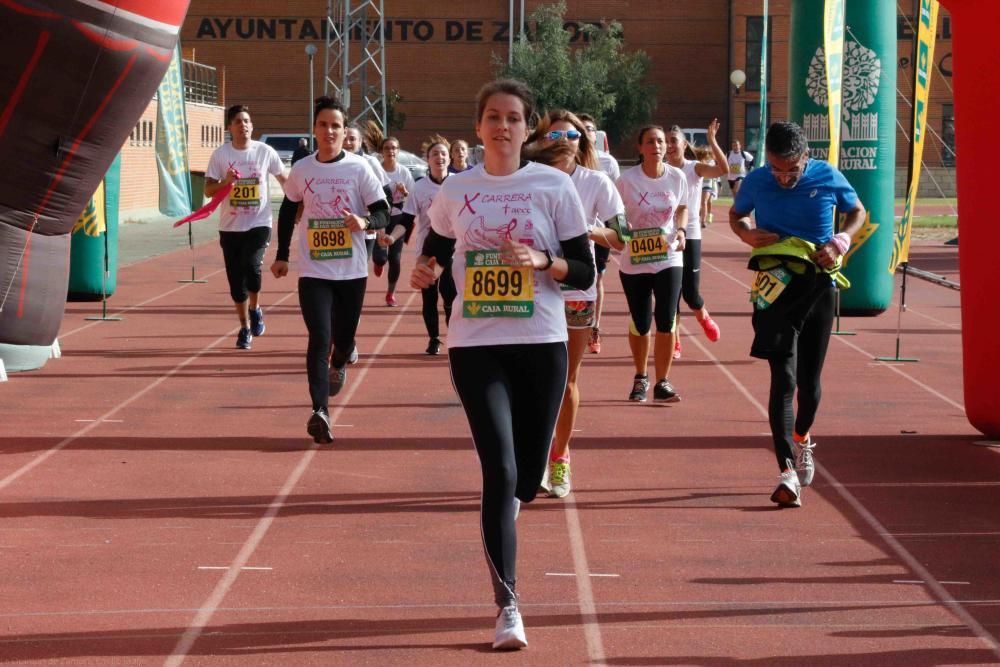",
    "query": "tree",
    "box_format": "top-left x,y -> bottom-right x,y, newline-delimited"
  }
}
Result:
385,88 -> 406,132
492,1 -> 656,145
